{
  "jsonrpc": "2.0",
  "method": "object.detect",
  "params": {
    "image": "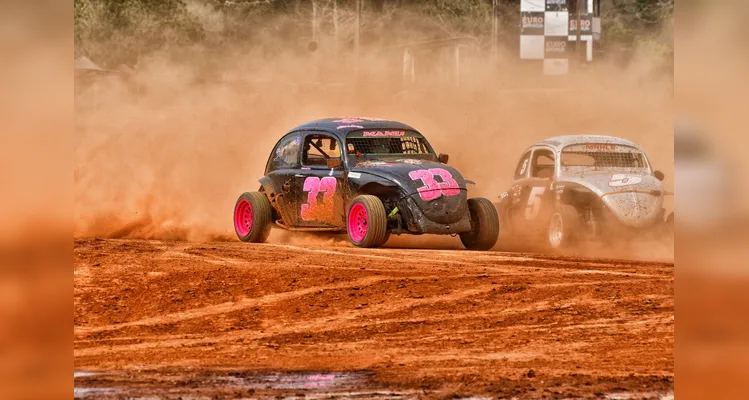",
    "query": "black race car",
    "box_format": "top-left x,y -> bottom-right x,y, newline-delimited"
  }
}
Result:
233,117 -> 499,249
